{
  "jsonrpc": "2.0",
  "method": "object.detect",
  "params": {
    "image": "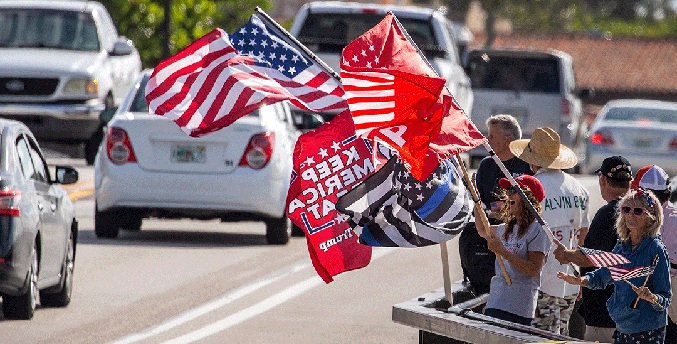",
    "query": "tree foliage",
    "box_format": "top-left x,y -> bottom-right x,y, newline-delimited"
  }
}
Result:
99,0 -> 271,68
416,0 -> 677,47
